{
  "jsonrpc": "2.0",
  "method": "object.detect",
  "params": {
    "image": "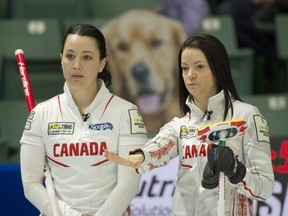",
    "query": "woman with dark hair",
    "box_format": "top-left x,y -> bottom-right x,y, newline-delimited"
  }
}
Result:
20,24 -> 147,216
105,34 -> 274,215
